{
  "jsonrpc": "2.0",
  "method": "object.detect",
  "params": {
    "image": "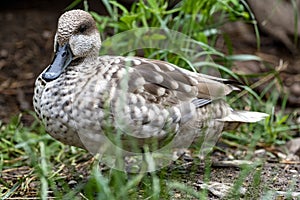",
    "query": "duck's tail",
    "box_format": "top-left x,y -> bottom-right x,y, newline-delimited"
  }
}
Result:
219,110 -> 269,131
